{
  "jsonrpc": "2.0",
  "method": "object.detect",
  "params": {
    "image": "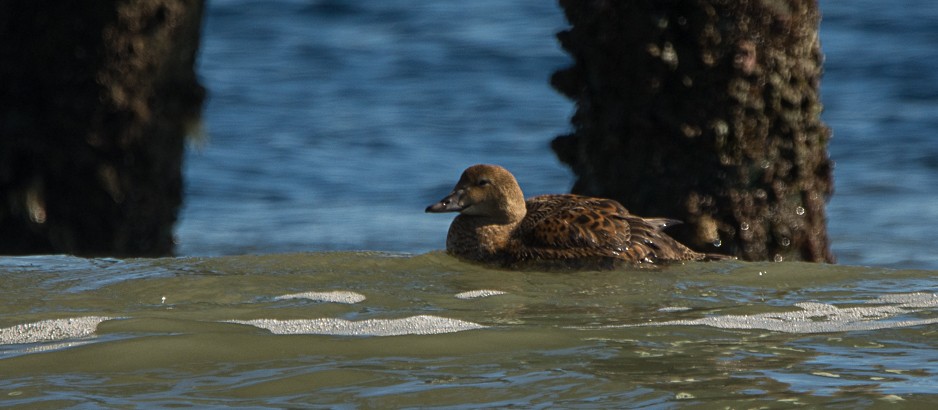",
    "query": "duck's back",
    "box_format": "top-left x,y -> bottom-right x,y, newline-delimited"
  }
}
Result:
511,194 -> 704,266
